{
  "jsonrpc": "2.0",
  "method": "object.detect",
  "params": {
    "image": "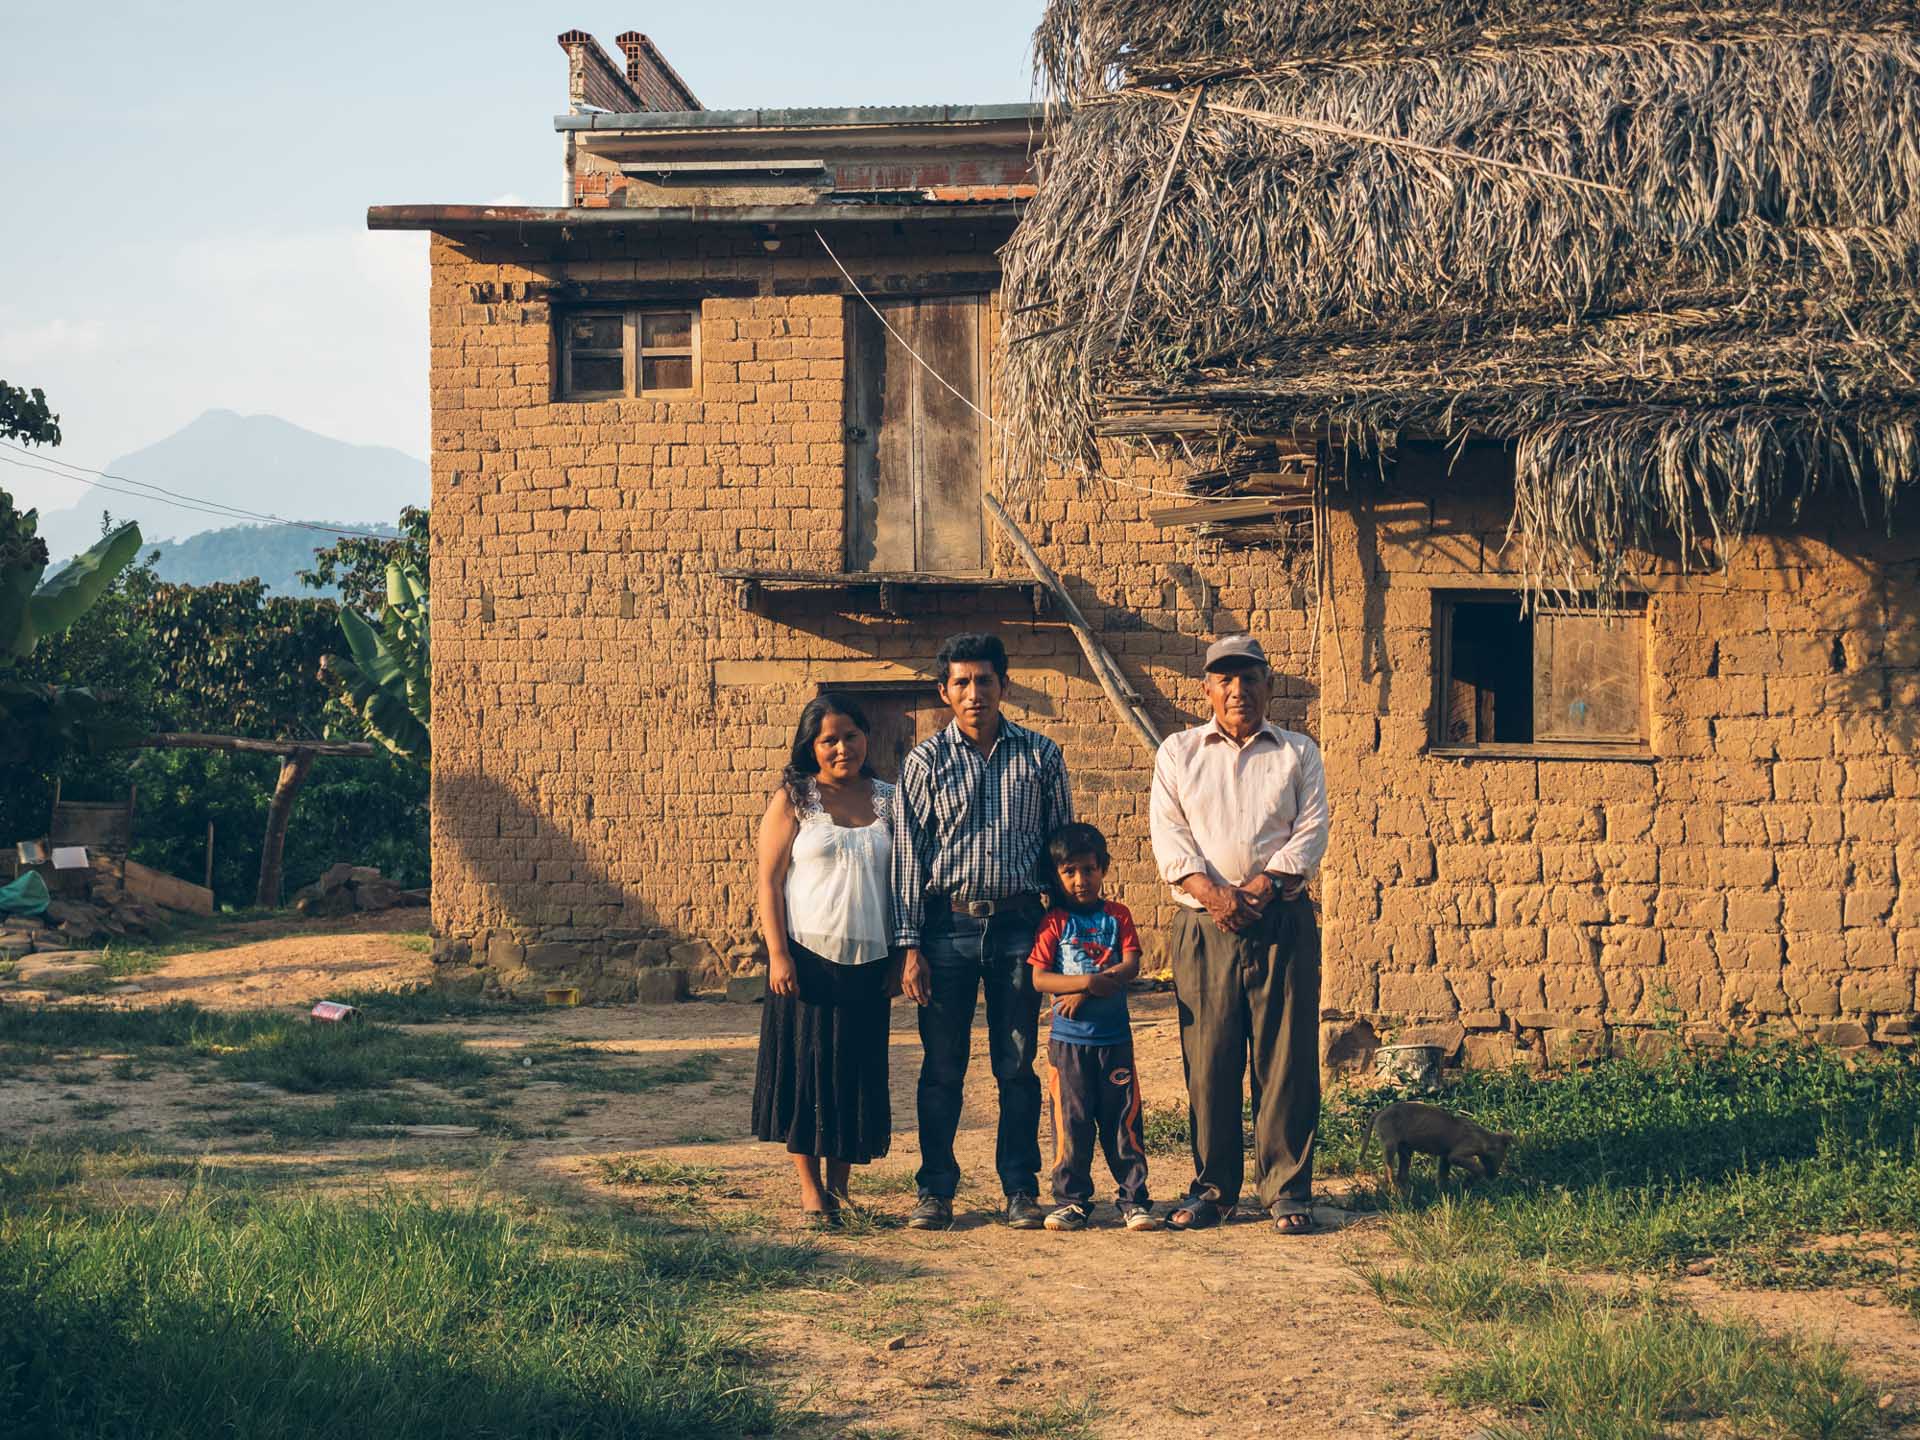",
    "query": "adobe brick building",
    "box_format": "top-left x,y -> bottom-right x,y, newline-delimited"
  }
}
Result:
374,28 -> 1917,1066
